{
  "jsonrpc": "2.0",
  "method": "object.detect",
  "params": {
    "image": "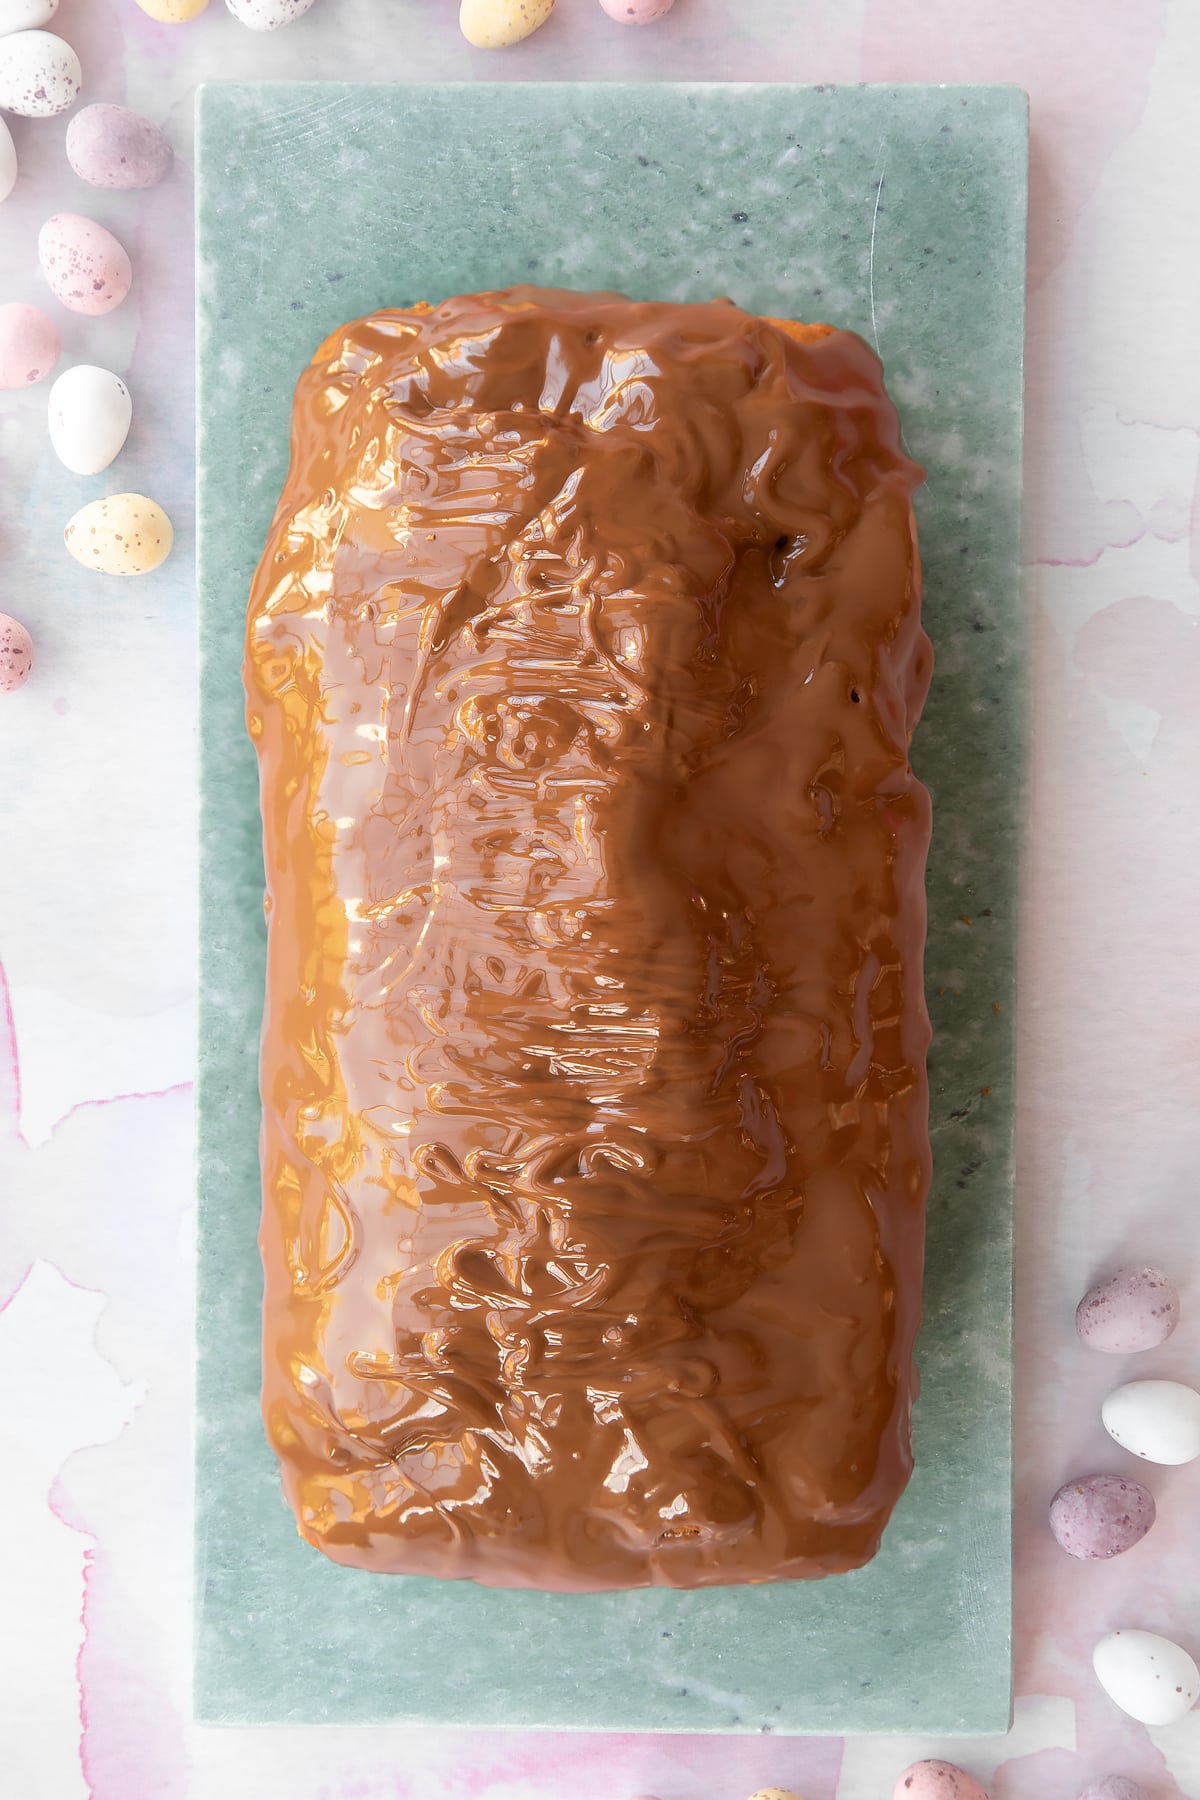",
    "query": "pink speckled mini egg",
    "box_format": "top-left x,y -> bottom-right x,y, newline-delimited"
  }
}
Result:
0,613 -> 34,694
38,212 -> 132,316
1076,1264 -> 1180,1352
894,1762 -> 989,1800
598,0 -> 675,20
0,301 -> 59,388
